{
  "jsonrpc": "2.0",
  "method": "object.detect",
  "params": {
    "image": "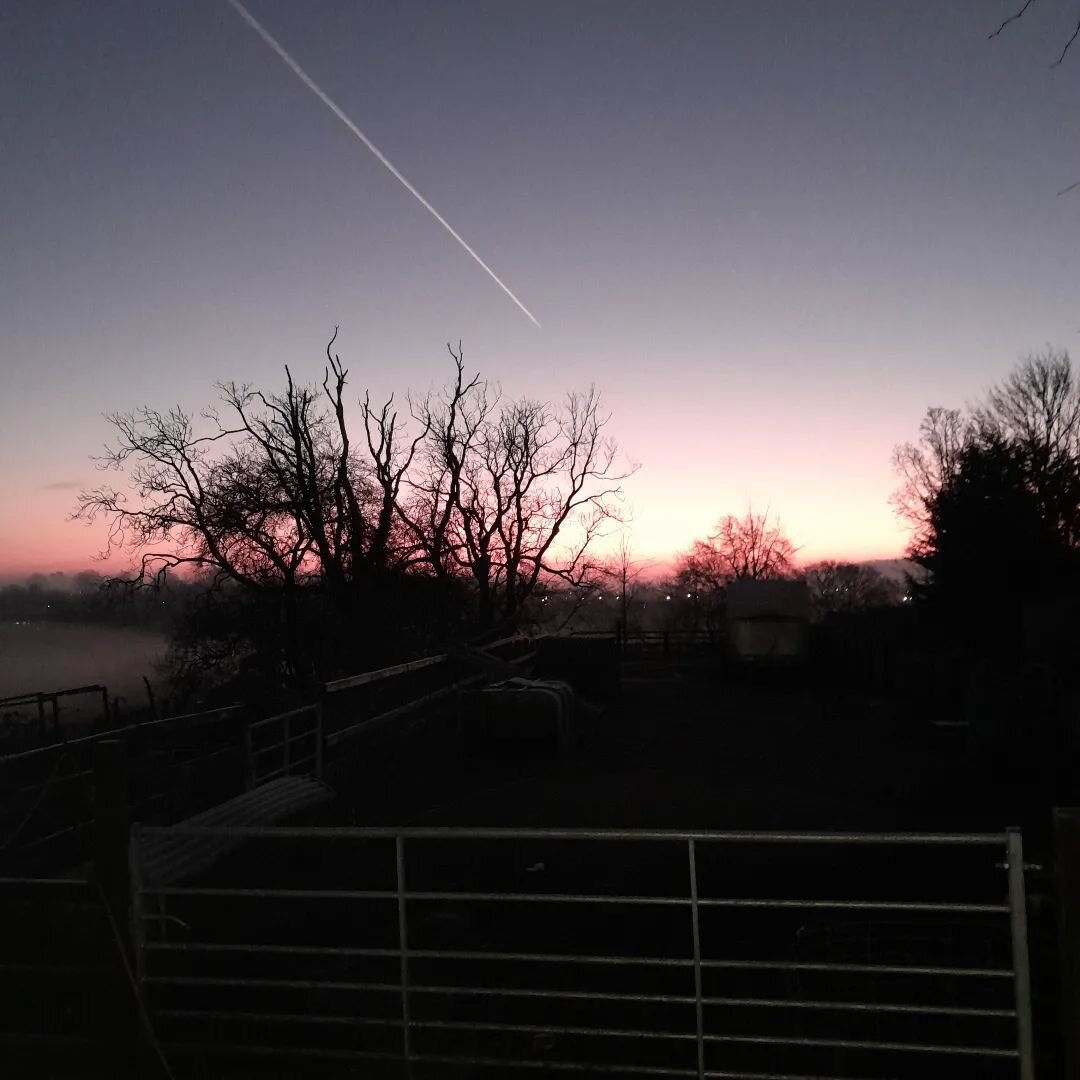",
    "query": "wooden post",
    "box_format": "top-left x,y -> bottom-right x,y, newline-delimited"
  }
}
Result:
101,686 -> 111,731
50,696 -> 60,739
1056,807 -> 1080,1078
